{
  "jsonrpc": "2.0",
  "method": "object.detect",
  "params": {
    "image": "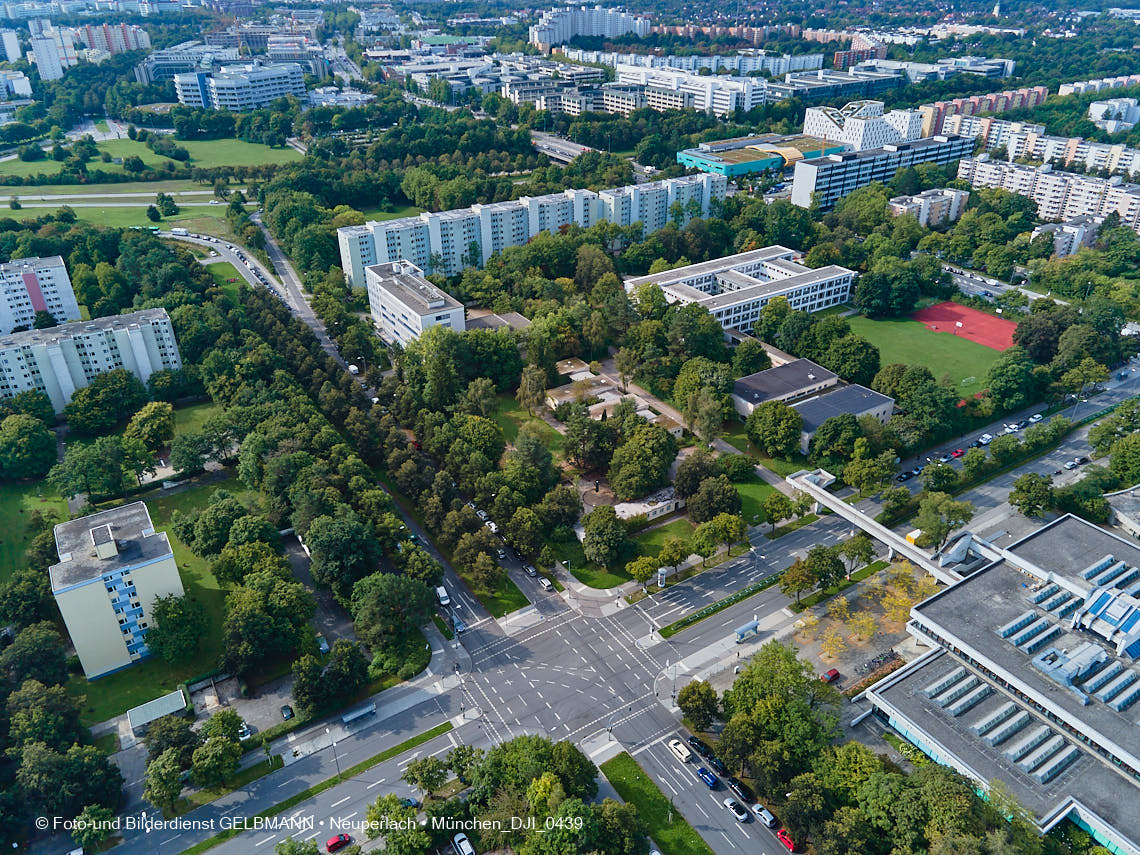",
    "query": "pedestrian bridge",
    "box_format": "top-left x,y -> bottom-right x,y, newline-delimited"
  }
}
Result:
786,469 -> 962,586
